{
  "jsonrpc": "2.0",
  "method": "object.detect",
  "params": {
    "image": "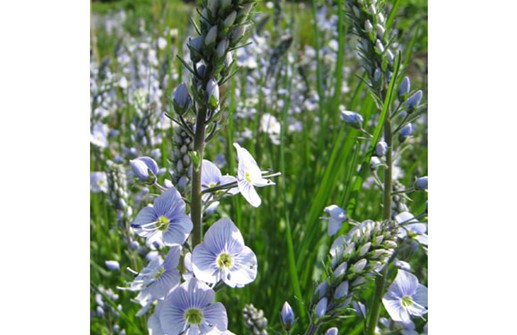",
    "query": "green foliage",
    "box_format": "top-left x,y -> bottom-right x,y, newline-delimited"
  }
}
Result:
90,0 -> 427,333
